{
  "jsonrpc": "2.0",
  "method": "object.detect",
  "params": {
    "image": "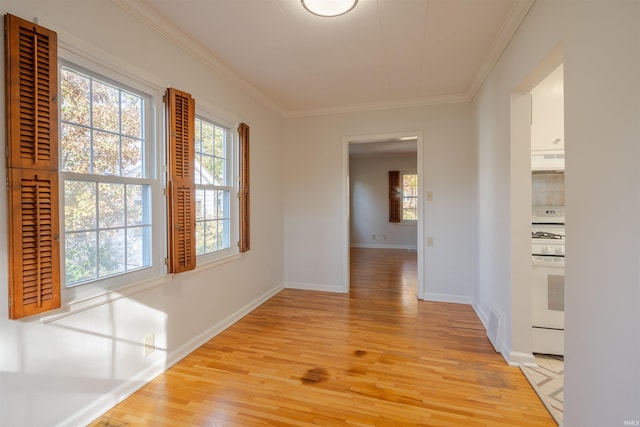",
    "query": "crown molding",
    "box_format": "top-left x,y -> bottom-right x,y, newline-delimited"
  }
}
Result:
112,0 -> 528,119
112,0 -> 285,116
283,93 -> 470,119
467,0 -> 536,101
